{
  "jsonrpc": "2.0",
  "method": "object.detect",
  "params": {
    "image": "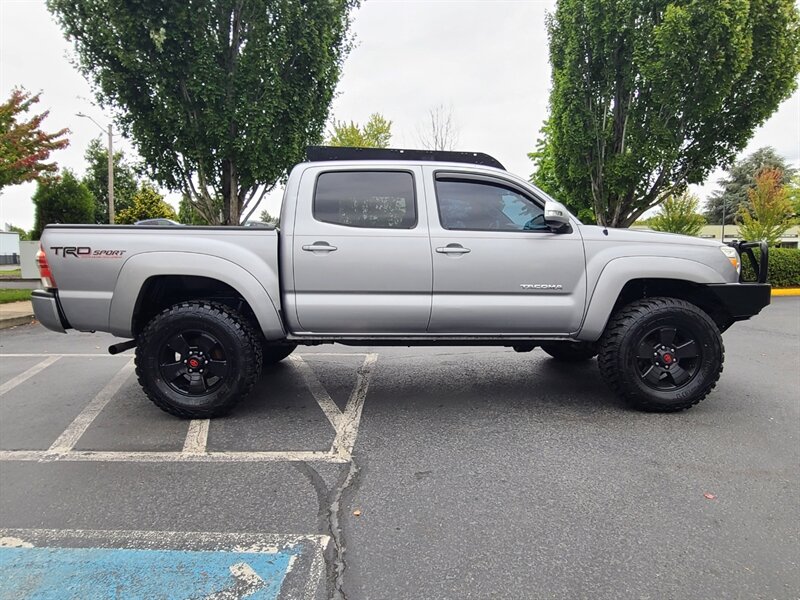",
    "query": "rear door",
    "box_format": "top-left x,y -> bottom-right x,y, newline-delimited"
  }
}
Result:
290,166 -> 432,334
424,168 -> 586,334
